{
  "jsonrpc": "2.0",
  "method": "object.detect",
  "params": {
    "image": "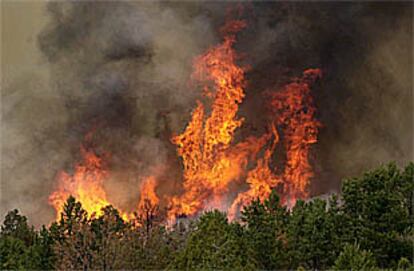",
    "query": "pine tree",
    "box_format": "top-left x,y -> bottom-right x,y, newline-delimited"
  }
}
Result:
241,190 -> 289,270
